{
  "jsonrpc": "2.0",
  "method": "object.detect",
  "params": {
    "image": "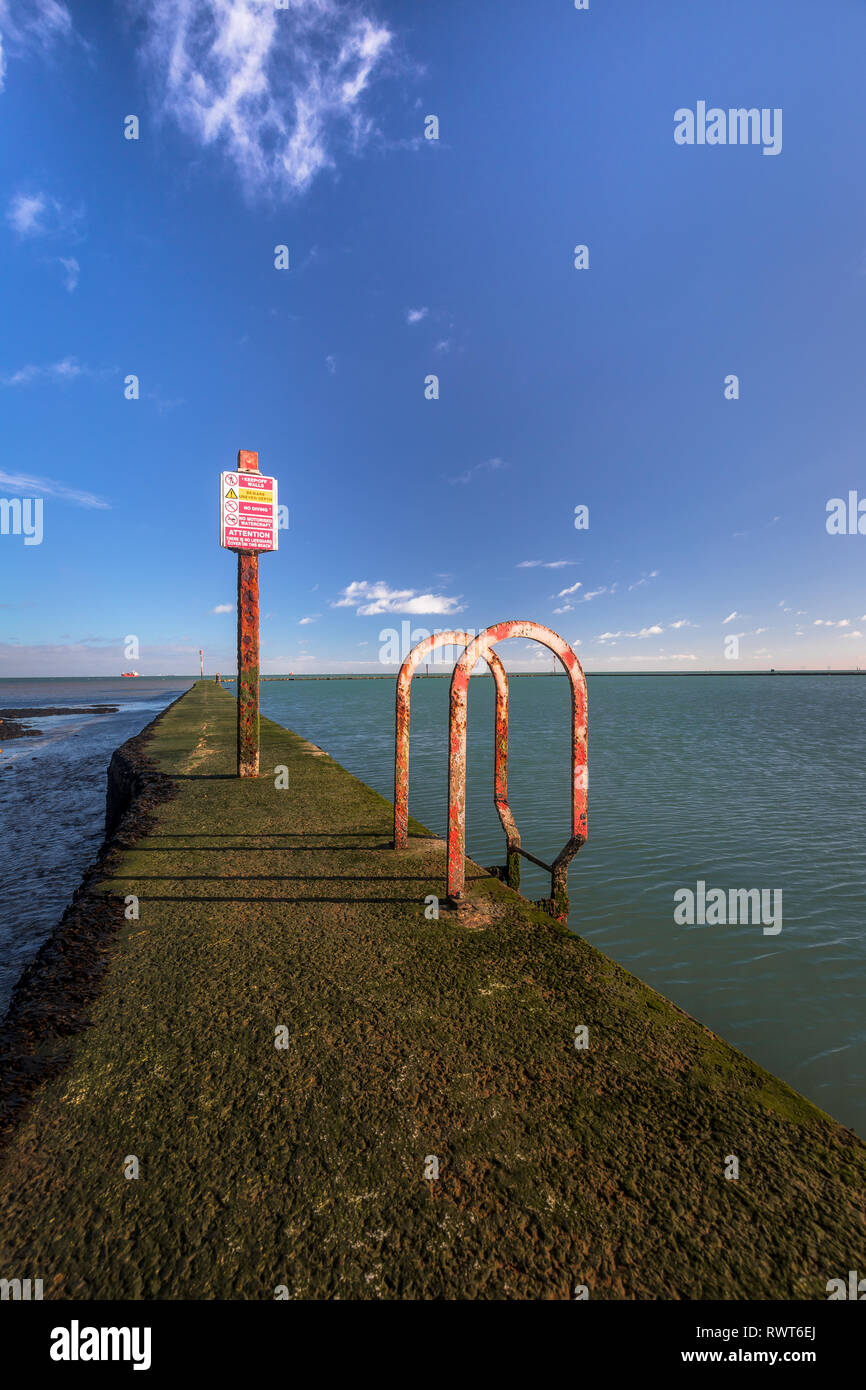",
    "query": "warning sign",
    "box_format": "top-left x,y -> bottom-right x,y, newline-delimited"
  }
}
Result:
220,470 -> 279,552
